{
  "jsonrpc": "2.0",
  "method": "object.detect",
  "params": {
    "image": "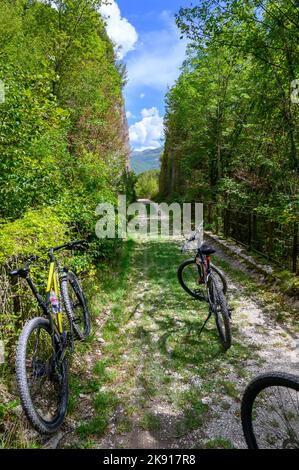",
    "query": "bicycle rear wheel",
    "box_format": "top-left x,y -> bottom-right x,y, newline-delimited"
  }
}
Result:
15,317 -> 68,435
178,259 -> 228,300
241,372 -> 299,449
60,271 -> 91,340
209,275 -> 231,350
